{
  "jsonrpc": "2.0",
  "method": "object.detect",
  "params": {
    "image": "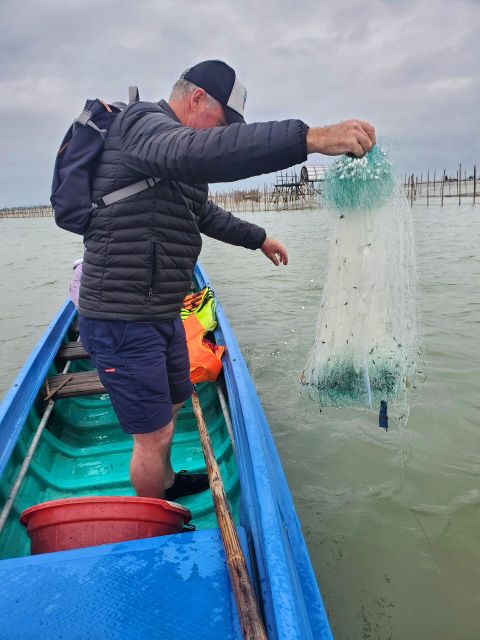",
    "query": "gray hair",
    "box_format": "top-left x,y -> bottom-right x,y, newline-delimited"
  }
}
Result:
169,77 -> 220,110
